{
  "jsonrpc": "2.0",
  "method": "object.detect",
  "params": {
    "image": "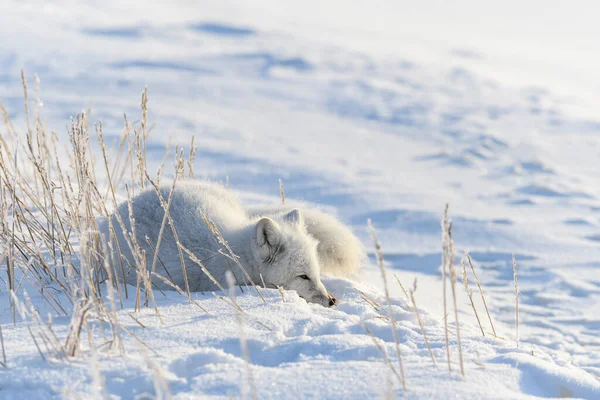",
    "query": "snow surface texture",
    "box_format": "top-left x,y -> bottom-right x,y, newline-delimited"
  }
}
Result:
2,0 -> 600,398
